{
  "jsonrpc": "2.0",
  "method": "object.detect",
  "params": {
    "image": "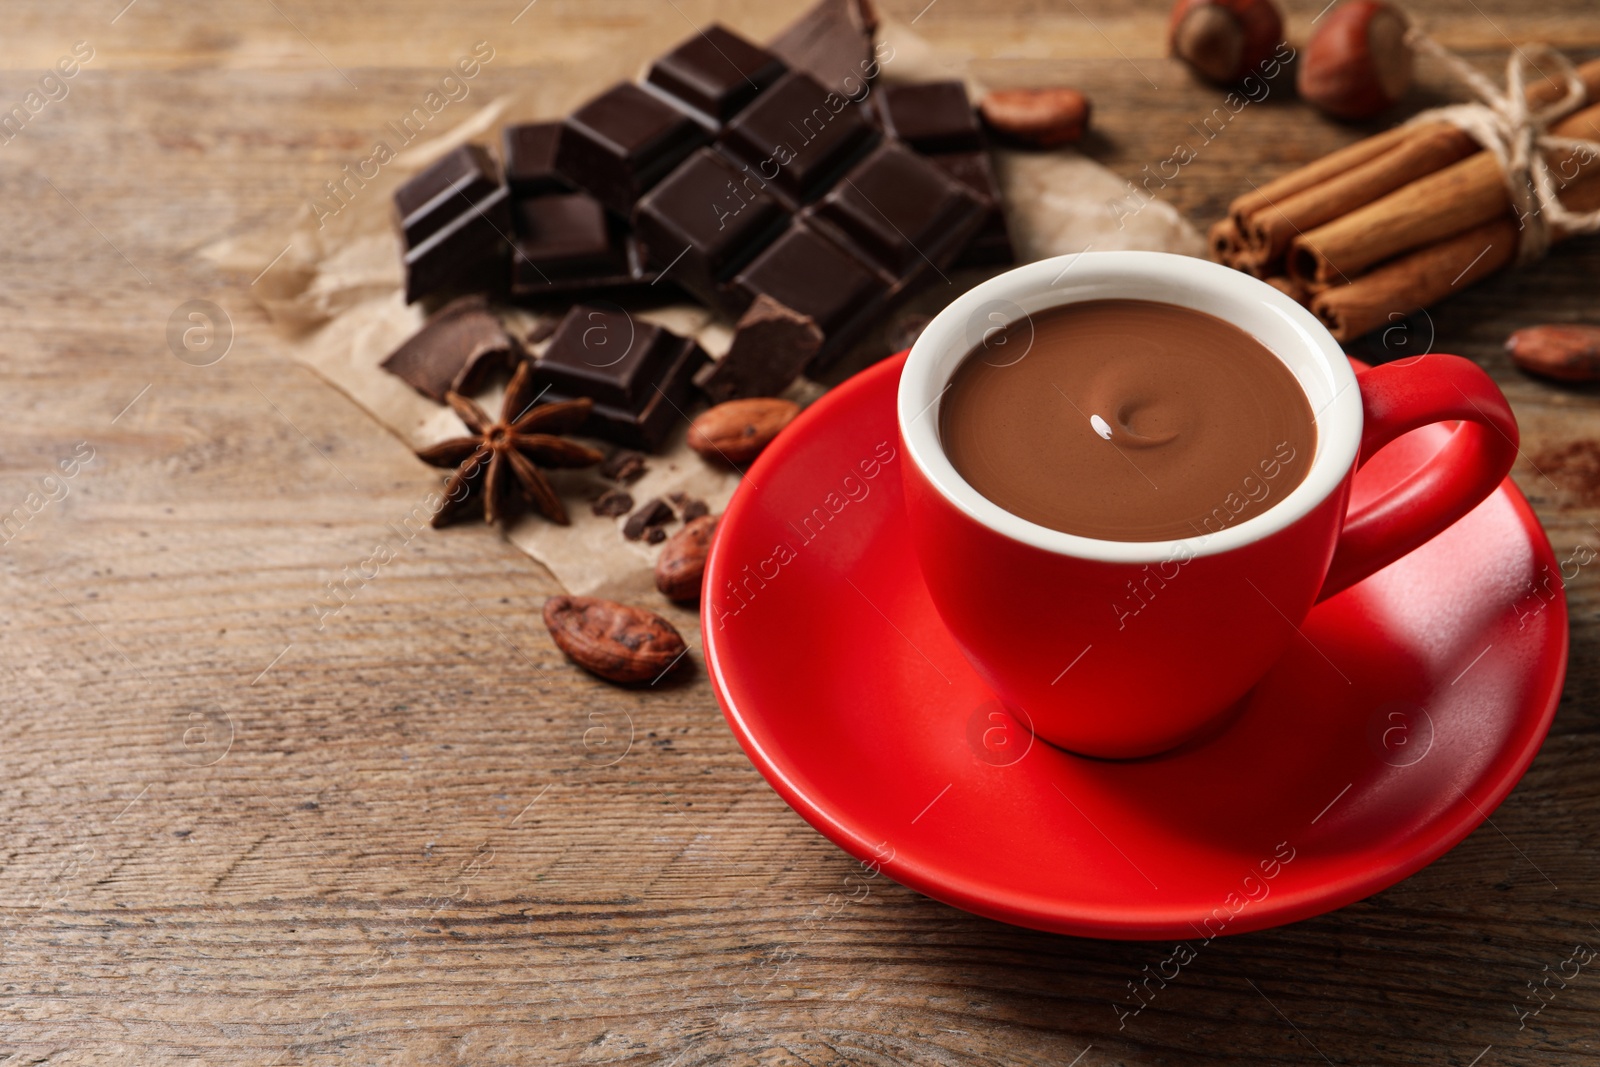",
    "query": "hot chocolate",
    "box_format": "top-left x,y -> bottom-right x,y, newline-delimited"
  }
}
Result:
938,299 -> 1316,541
